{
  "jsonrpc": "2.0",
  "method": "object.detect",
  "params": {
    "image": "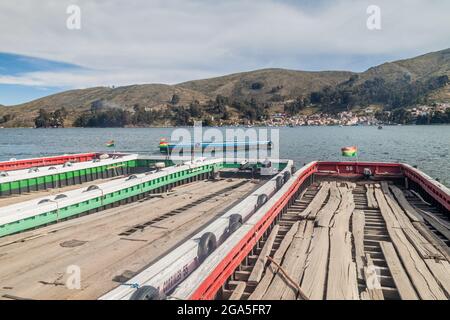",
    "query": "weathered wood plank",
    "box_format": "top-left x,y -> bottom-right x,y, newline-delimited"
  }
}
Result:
263,221 -> 307,299
263,221 -> 314,300
380,241 -> 419,300
366,184 -> 378,209
300,182 -> 330,219
300,226 -> 330,300
381,182 -> 443,260
389,185 -> 423,222
413,221 -> 450,262
229,281 -> 246,300
375,188 -> 447,300
247,225 -> 280,284
315,182 -> 341,227
282,221 -> 314,300
352,210 -> 366,281
326,186 -> 358,300
249,222 -> 299,300
327,231 -> 359,300
301,184 -> 350,299
416,208 -> 450,241
363,253 -> 384,300
424,259 -> 450,297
